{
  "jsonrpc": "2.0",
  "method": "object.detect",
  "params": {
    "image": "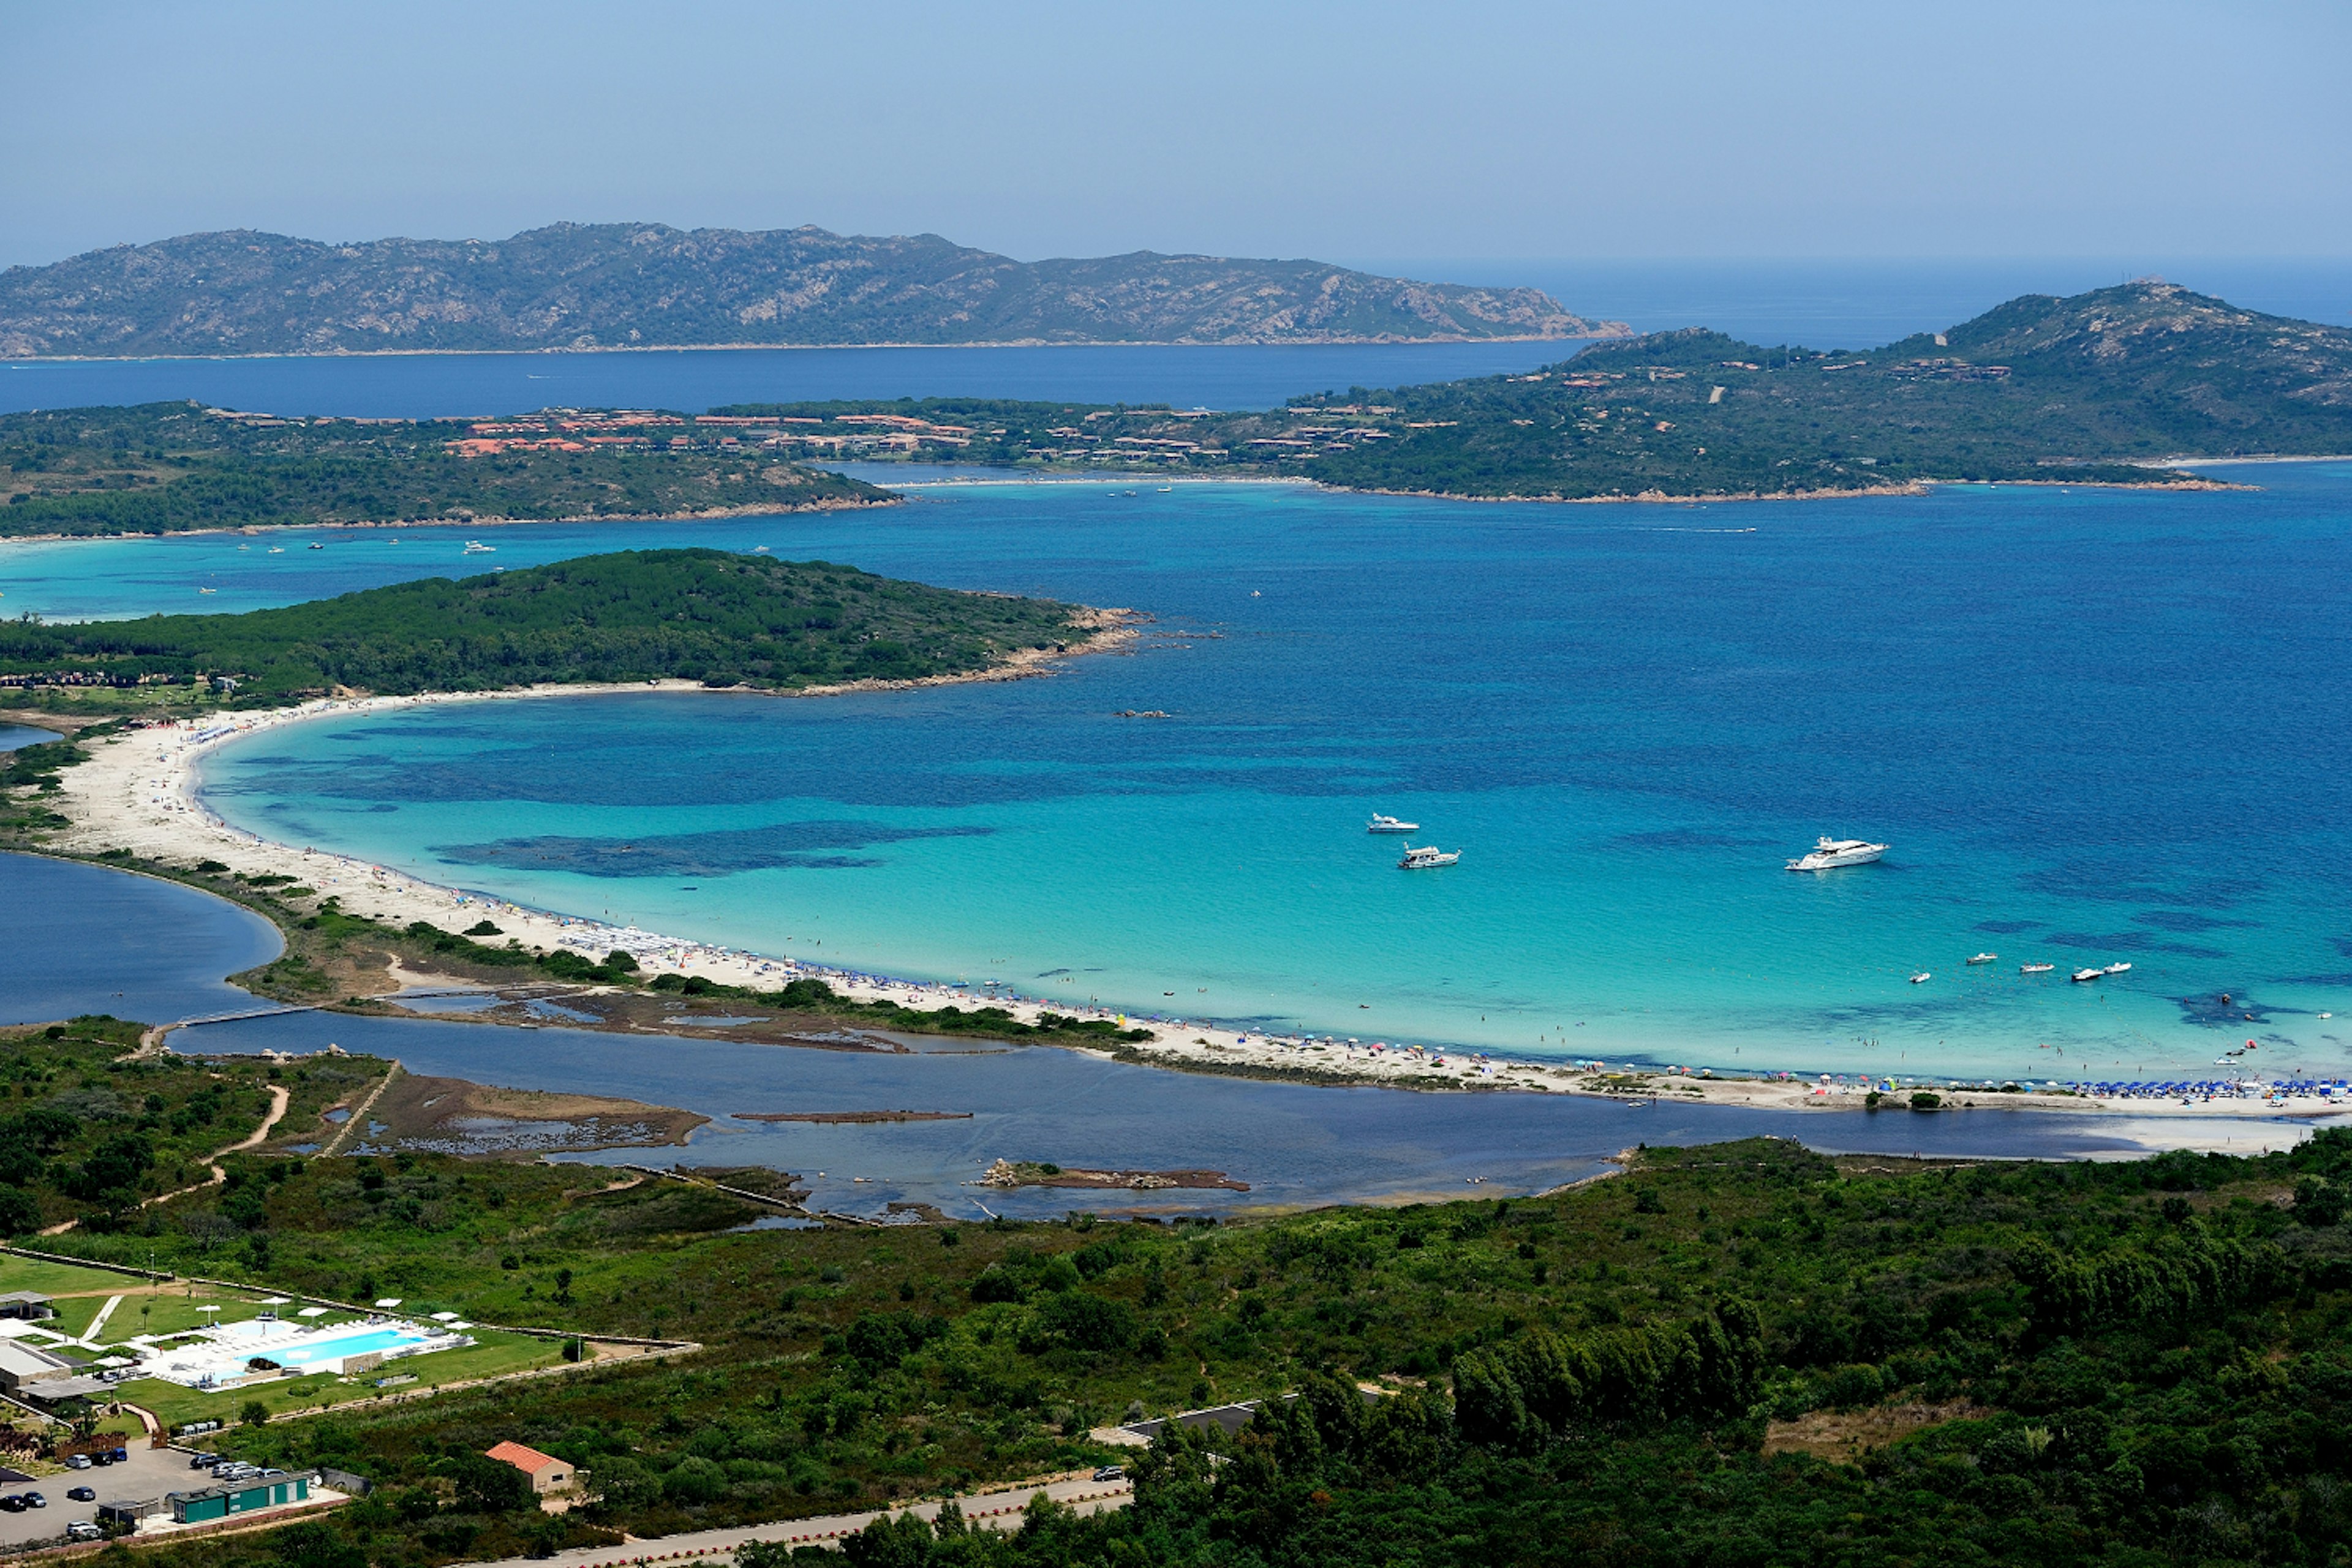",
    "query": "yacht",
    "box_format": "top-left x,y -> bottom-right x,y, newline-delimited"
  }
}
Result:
1785,836 -> 1888,872
1967,952 -> 1997,965
2103,962 -> 2133,975
2071,967 -> 2103,982
1398,845 -> 1460,869
1367,814 -> 1419,834
2020,962 -> 2055,974
463,540 -> 496,554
